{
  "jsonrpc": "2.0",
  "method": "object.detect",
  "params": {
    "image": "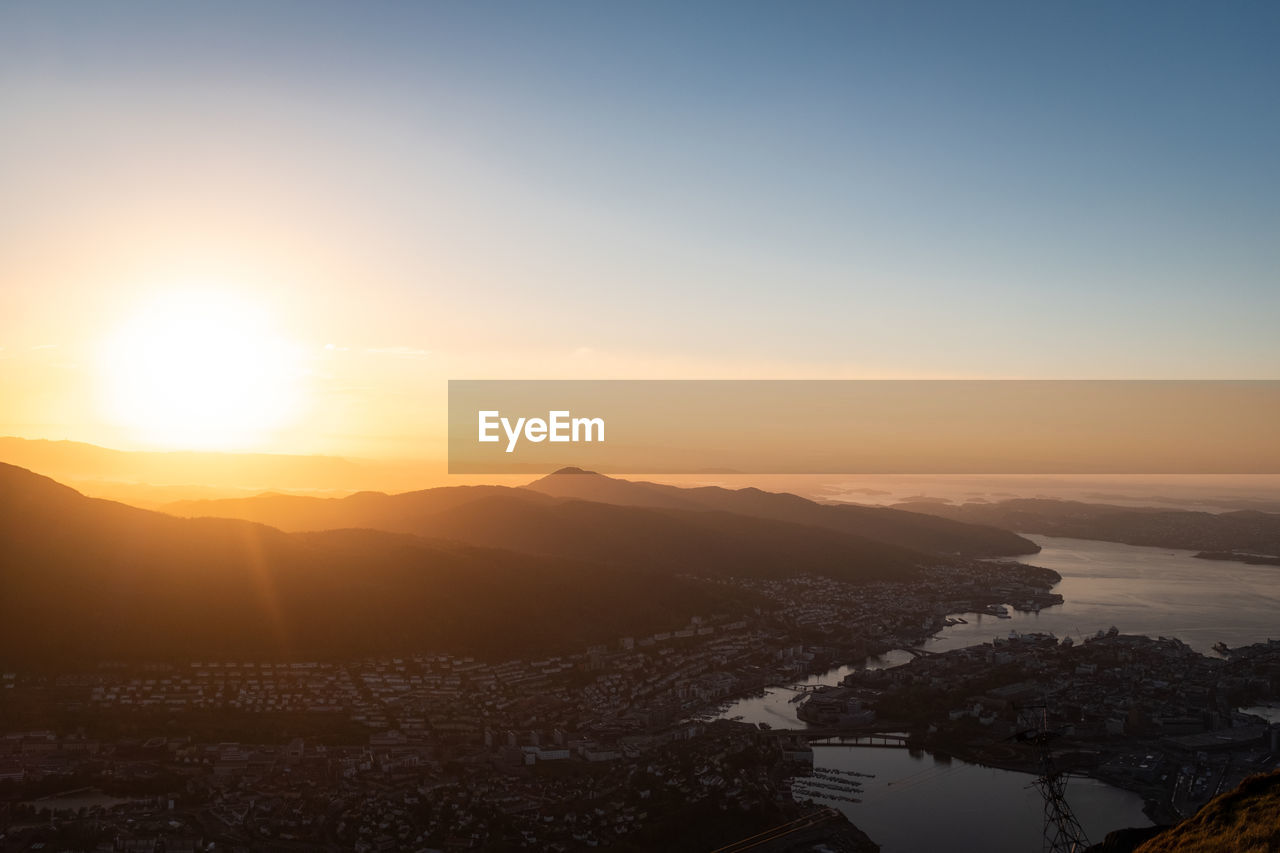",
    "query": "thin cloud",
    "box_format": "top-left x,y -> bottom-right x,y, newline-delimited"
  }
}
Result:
366,346 -> 431,359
